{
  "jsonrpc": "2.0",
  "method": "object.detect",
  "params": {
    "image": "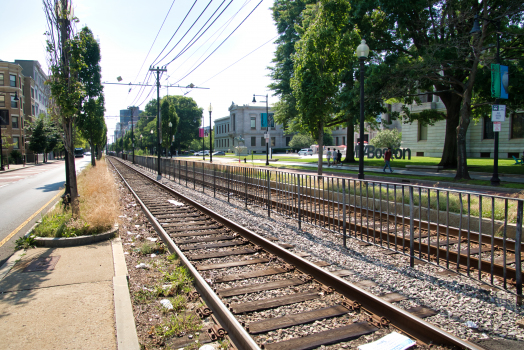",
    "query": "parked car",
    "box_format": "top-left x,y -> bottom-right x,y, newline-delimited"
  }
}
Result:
298,148 -> 314,156
212,151 -> 225,156
194,150 -> 210,156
